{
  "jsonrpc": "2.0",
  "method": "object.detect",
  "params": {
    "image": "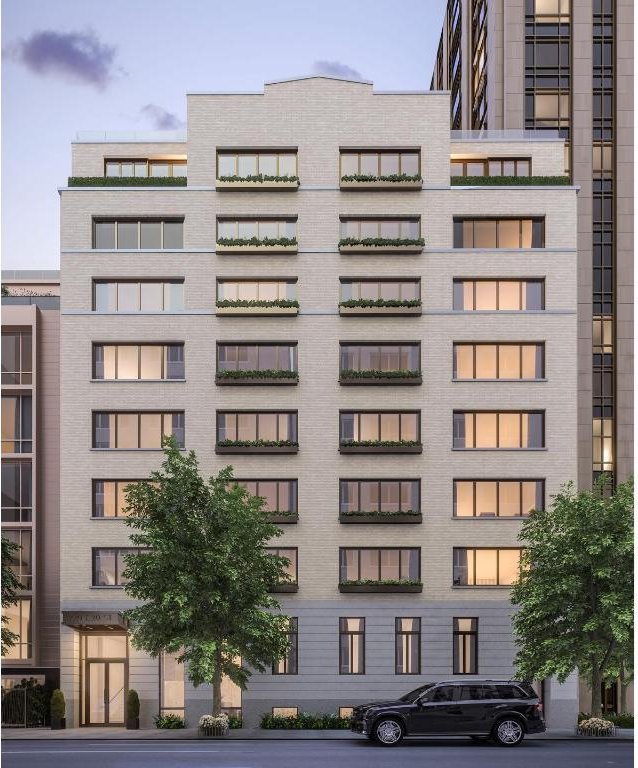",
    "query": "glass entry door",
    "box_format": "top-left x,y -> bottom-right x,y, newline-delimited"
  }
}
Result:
87,661 -> 125,725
